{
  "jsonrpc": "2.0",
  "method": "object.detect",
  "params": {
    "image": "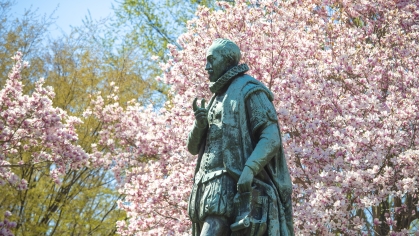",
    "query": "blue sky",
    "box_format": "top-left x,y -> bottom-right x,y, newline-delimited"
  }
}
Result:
12,0 -> 116,37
